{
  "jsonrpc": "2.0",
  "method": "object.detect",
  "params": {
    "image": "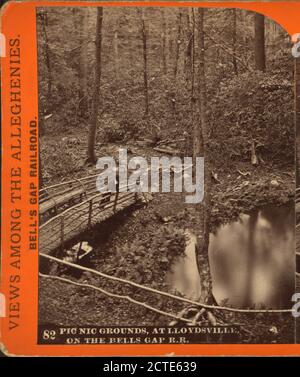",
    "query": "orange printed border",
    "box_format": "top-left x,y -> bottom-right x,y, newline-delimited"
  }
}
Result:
1,0 -> 300,356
